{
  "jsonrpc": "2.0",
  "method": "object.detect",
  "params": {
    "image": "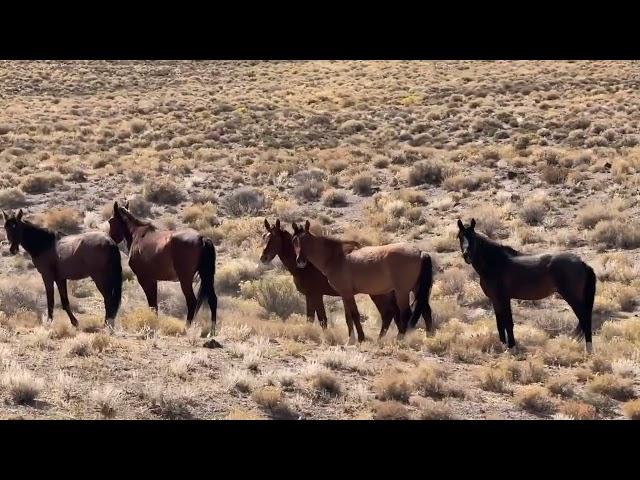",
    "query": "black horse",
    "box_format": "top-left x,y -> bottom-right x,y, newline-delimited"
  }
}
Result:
457,218 -> 596,353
